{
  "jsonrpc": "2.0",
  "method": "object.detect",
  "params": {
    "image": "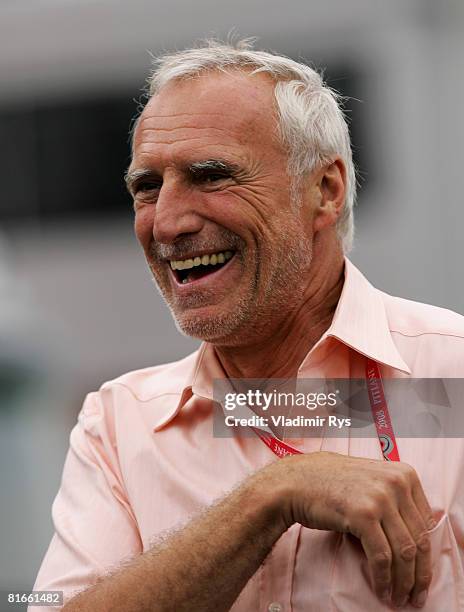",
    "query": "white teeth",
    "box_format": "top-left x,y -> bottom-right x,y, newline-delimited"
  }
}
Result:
170,250 -> 234,271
